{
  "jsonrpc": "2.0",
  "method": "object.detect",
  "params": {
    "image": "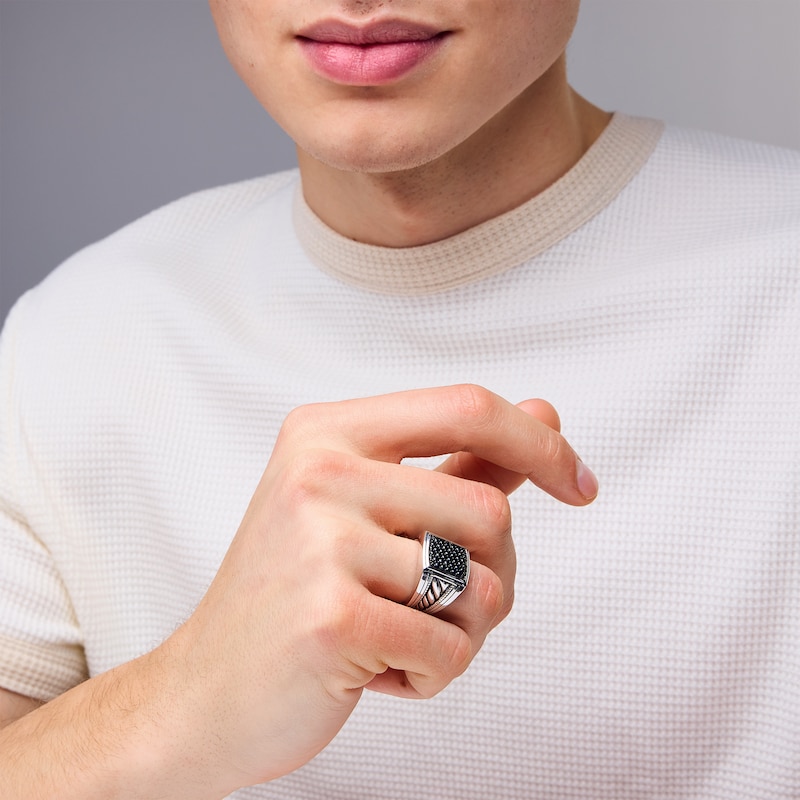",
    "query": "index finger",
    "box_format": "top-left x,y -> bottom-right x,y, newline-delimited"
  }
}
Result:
283,385 -> 597,506
436,397 -> 581,497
